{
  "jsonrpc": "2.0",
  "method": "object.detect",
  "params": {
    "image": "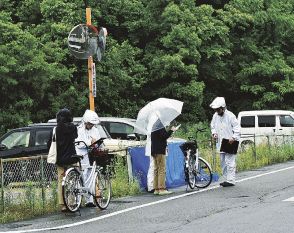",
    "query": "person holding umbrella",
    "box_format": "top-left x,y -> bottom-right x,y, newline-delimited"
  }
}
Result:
135,98 -> 183,195
151,120 -> 179,195
145,113 -> 158,193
